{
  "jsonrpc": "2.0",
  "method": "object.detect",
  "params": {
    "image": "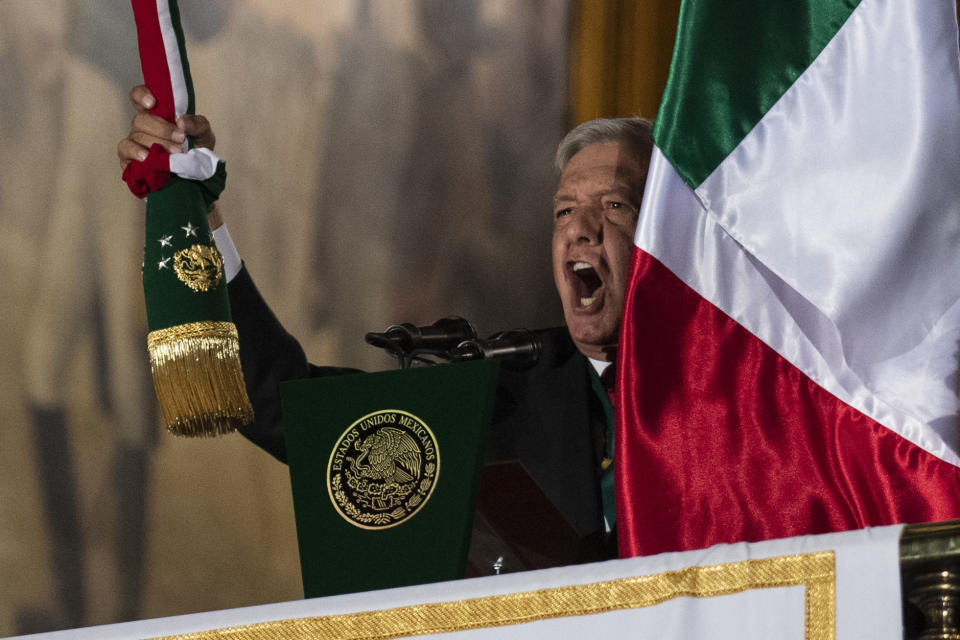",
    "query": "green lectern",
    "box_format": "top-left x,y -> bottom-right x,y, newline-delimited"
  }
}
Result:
281,359 -> 499,598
